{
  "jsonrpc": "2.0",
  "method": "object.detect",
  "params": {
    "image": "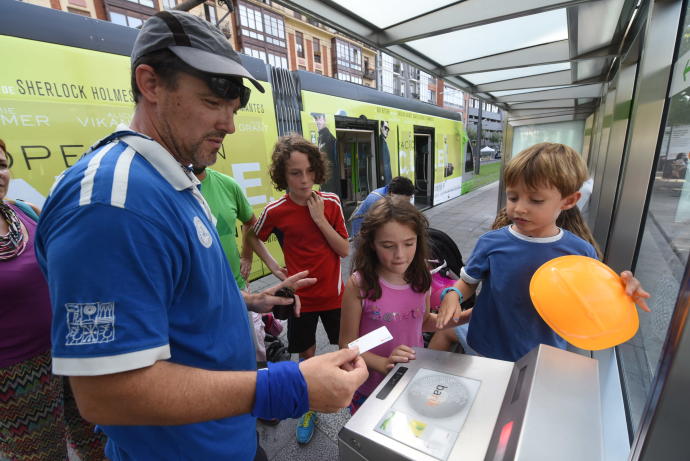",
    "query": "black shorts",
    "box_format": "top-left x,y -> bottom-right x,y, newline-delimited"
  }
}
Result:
287,308 -> 341,354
